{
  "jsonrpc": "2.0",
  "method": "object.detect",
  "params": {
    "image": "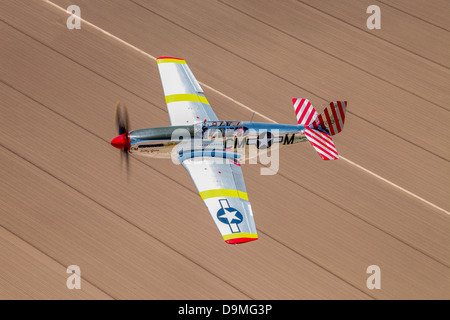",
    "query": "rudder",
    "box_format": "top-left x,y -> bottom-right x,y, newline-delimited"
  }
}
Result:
312,101 -> 347,136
